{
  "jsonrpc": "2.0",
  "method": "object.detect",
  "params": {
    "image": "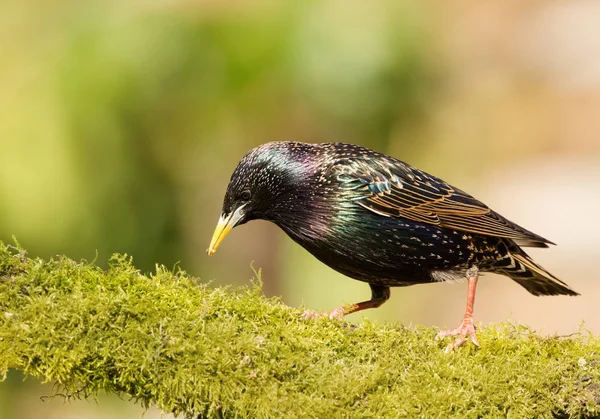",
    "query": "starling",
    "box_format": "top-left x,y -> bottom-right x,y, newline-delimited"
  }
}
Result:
207,142 -> 578,350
